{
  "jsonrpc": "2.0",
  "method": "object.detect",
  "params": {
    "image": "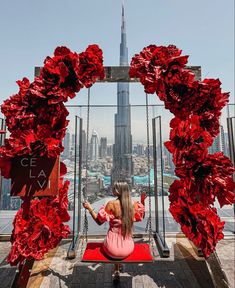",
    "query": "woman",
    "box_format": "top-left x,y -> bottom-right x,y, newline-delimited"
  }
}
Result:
83,181 -> 146,278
